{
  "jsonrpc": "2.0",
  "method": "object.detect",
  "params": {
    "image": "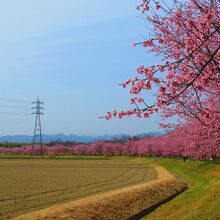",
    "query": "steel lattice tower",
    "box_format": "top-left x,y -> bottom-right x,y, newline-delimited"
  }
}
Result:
32,97 -> 44,157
